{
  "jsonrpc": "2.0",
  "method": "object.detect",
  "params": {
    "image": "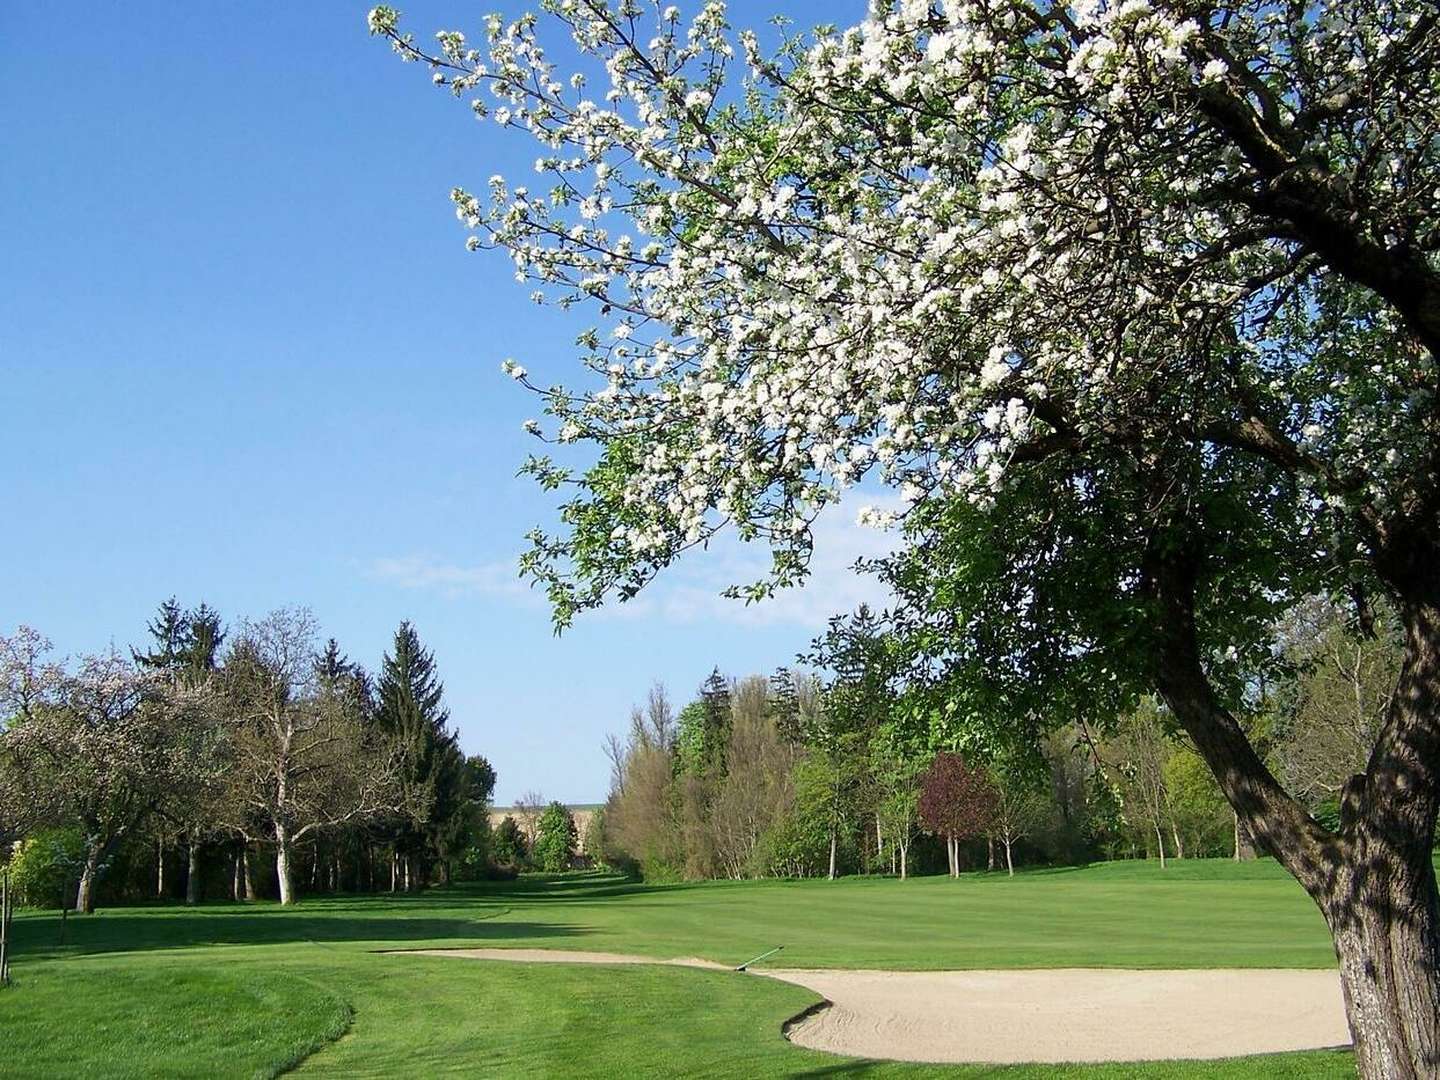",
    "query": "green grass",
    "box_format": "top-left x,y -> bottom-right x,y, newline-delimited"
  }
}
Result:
0,859 -> 1357,1078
